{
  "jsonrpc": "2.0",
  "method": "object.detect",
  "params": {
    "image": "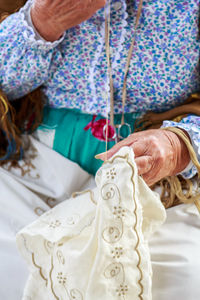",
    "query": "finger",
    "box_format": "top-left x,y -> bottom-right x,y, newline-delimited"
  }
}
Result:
135,156 -> 153,175
131,140 -> 147,158
95,151 -> 108,160
141,173 -> 158,187
140,173 -> 152,186
104,132 -> 145,159
95,130 -> 149,161
95,137 -> 133,161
